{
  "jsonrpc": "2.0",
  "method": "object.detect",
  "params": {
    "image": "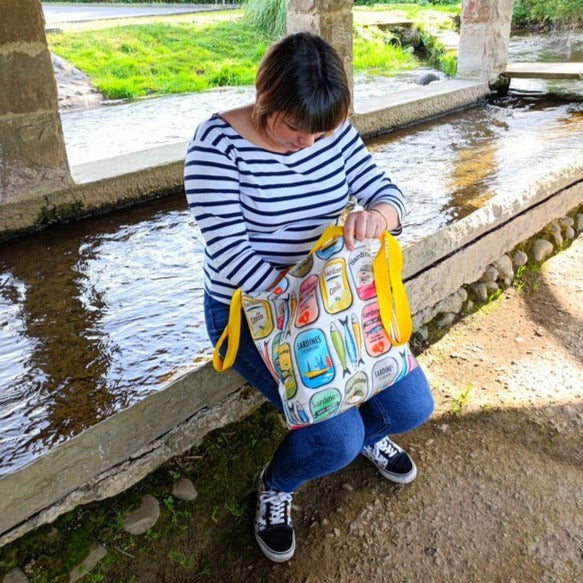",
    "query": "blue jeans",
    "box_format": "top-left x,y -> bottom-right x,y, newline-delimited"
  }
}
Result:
204,292 -> 434,493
